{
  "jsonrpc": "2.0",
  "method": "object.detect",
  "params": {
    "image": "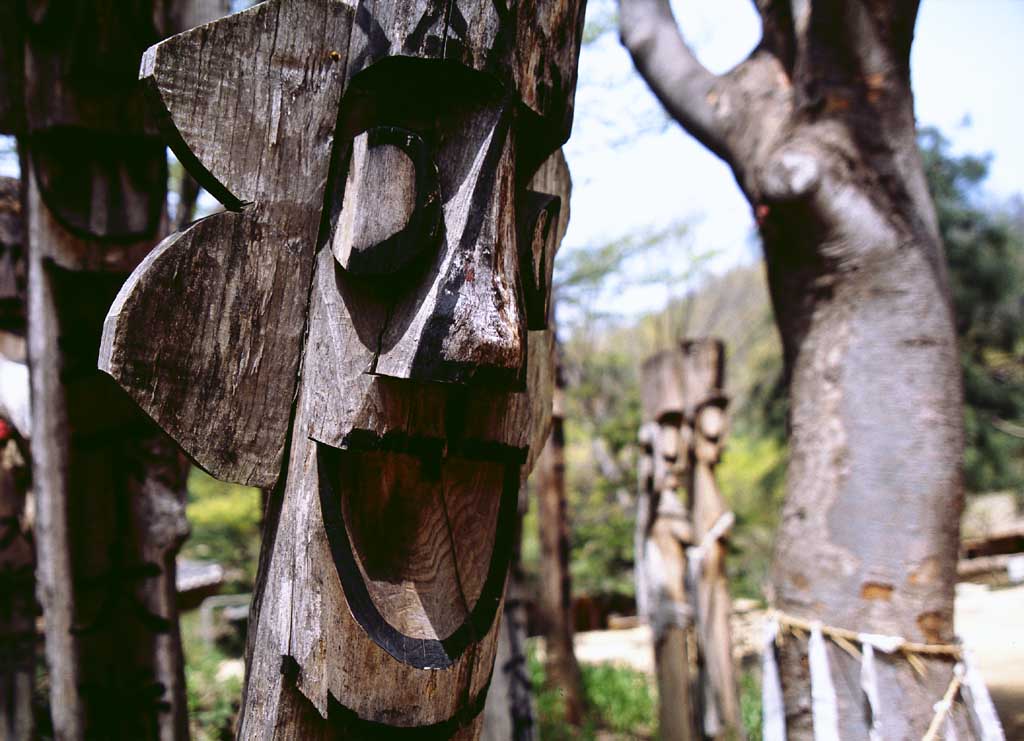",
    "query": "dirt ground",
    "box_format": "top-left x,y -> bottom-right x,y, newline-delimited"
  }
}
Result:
955,582 -> 1024,738
572,583 -> 1024,736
